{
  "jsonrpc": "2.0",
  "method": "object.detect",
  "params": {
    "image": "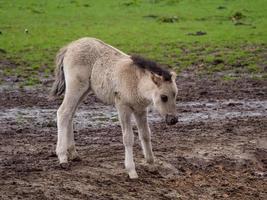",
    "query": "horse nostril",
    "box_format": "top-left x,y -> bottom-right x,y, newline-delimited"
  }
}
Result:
166,115 -> 178,125
171,117 -> 178,124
